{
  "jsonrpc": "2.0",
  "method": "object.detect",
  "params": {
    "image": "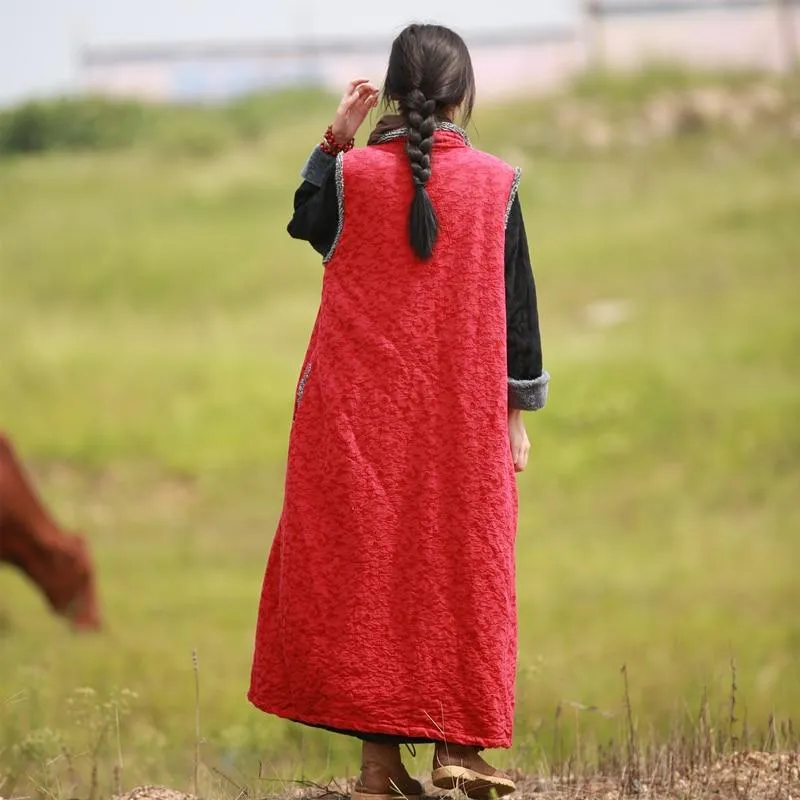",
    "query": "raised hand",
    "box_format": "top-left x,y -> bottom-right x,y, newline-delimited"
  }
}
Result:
331,79 -> 380,145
